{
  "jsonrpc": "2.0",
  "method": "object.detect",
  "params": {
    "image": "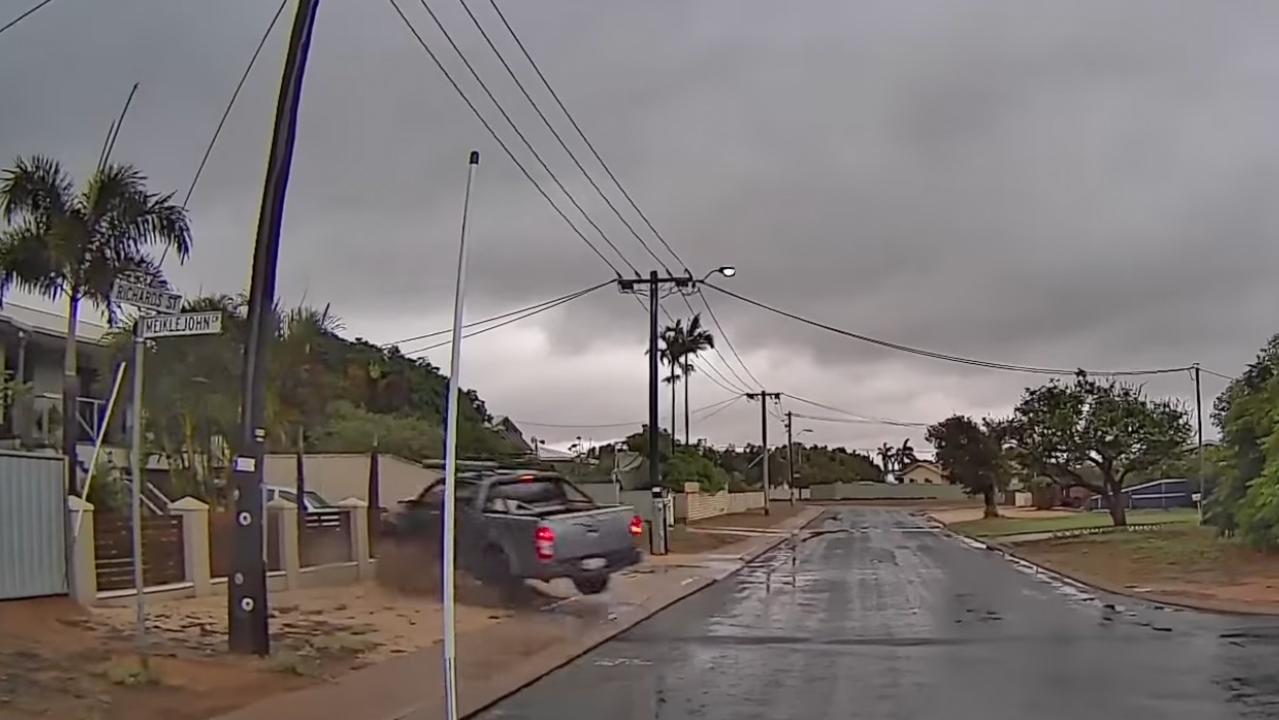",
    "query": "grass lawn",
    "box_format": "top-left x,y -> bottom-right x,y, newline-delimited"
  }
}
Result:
950,507 -> 1197,538
1013,525 -> 1279,612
